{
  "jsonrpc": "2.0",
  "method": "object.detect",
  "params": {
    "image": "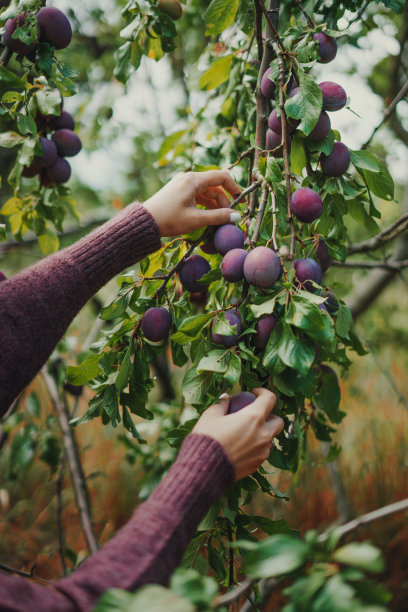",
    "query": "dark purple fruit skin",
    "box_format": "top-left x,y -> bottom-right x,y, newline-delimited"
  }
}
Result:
315,239 -> 331,272
22,161 -> 41,178
211,311 -> 242,348
141,306 -> 172,342
288,86 -> 300,98
320,141 -> 350,177
49,111 -> 75,131
266,129 -> 291,157
200,241 -> 217,255
290,188 -> 323,223
325,290 -> 339,314
268,109 -> 299,135
3,13 -> 37,56
179,255 -> 211,292
294,258 -> 322,292
214,224 -> 244,255
38,137 -> 58,168
308,111 -> 331,141
319,82 -> 347,112
244,246 -> 282,289
253,314 -> 277,350
221,248 -> 248,282
318,303 -> 328,312
0,270 -> 7,282
261,67 -> 275,98
312,32 -> 338,64
189,291 -> 207,305
37,7 -> 72,50
52,129 -> 82,157
228,391 -> 256,414
46,157 -> 71,184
